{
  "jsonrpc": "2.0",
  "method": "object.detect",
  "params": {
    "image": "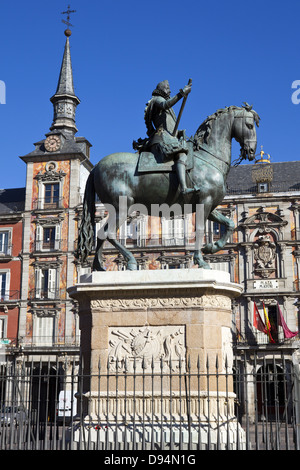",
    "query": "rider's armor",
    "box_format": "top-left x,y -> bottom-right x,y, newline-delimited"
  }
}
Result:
144,83 -> 188,162
143,80 -> 196,195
